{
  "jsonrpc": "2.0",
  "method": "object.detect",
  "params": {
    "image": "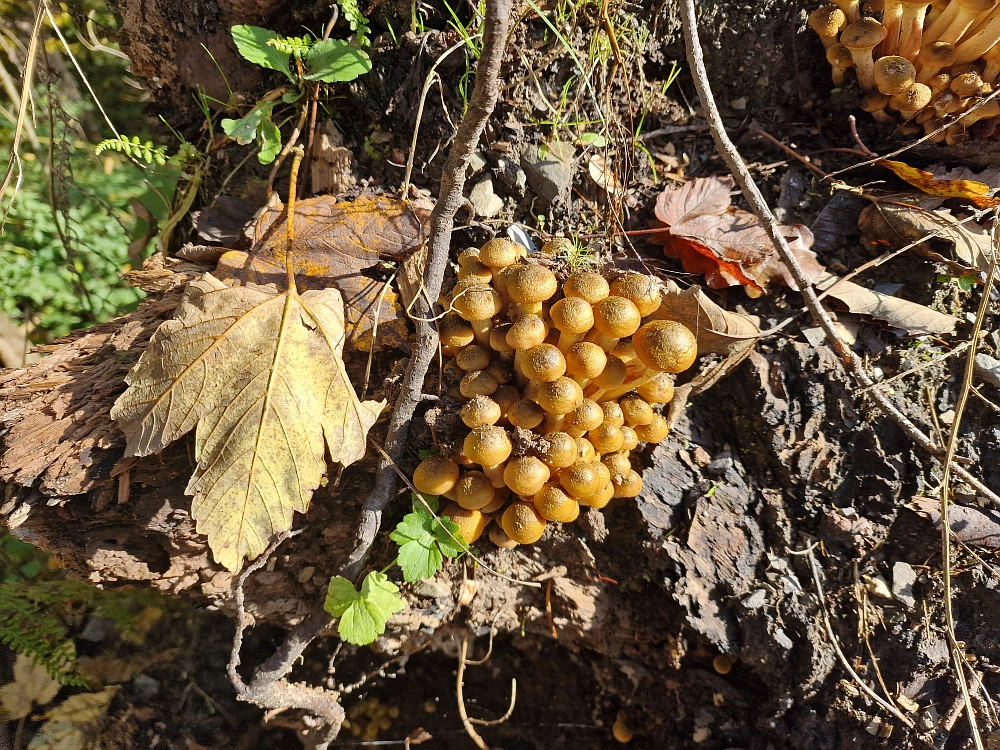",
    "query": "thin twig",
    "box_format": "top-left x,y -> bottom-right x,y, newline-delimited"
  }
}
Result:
342,0 -> 513,580
857,340 -> 974,395
678,0 -> 1000,512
